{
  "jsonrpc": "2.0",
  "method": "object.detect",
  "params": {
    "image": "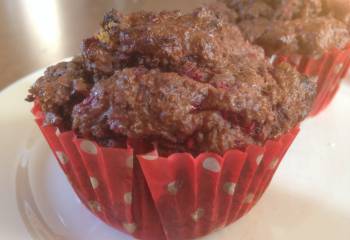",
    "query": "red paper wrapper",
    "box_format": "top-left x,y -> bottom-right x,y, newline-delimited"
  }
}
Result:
272,44 -> 350,116
32,103 -> 299,240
